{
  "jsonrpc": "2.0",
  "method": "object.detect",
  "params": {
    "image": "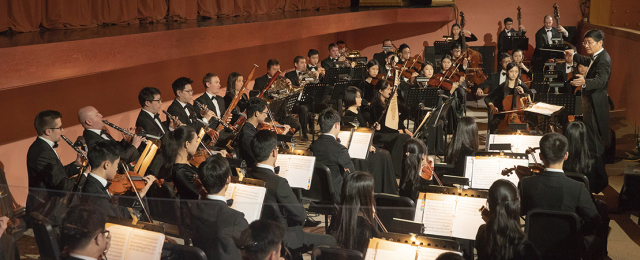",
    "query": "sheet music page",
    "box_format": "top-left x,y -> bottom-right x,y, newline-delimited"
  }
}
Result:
337,131 -> 352,148
231,184 -> 267,223
416,247 -> 462,260
124,228 -> 165,260
348,132 -> 372,159
488,134 -> 517,152
364,238 -> 379,260
468,157 -> 500,189
464,157 -> 474,186
224,183 -> 236,200
275,154 -> 292,178
414,192 -> 427,223
518,135 -> 542,164
105,224 -> 133,260
451,196 -> 487,240
373,238 -> 418,260
525,102 -> 563,115
279,155 -> 315,190
422,194 -> 457,237
498,158 -> 529,187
